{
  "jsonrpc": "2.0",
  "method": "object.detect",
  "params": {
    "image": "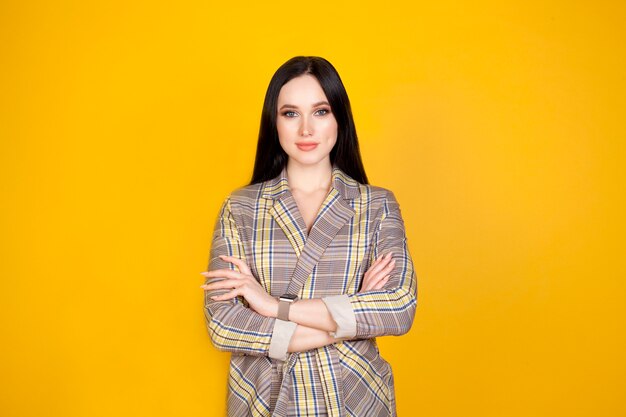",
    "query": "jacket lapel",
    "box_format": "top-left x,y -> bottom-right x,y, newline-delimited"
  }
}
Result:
286,186 -> 356,295
262,163 -> 361,296
268,192 -> 308,258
